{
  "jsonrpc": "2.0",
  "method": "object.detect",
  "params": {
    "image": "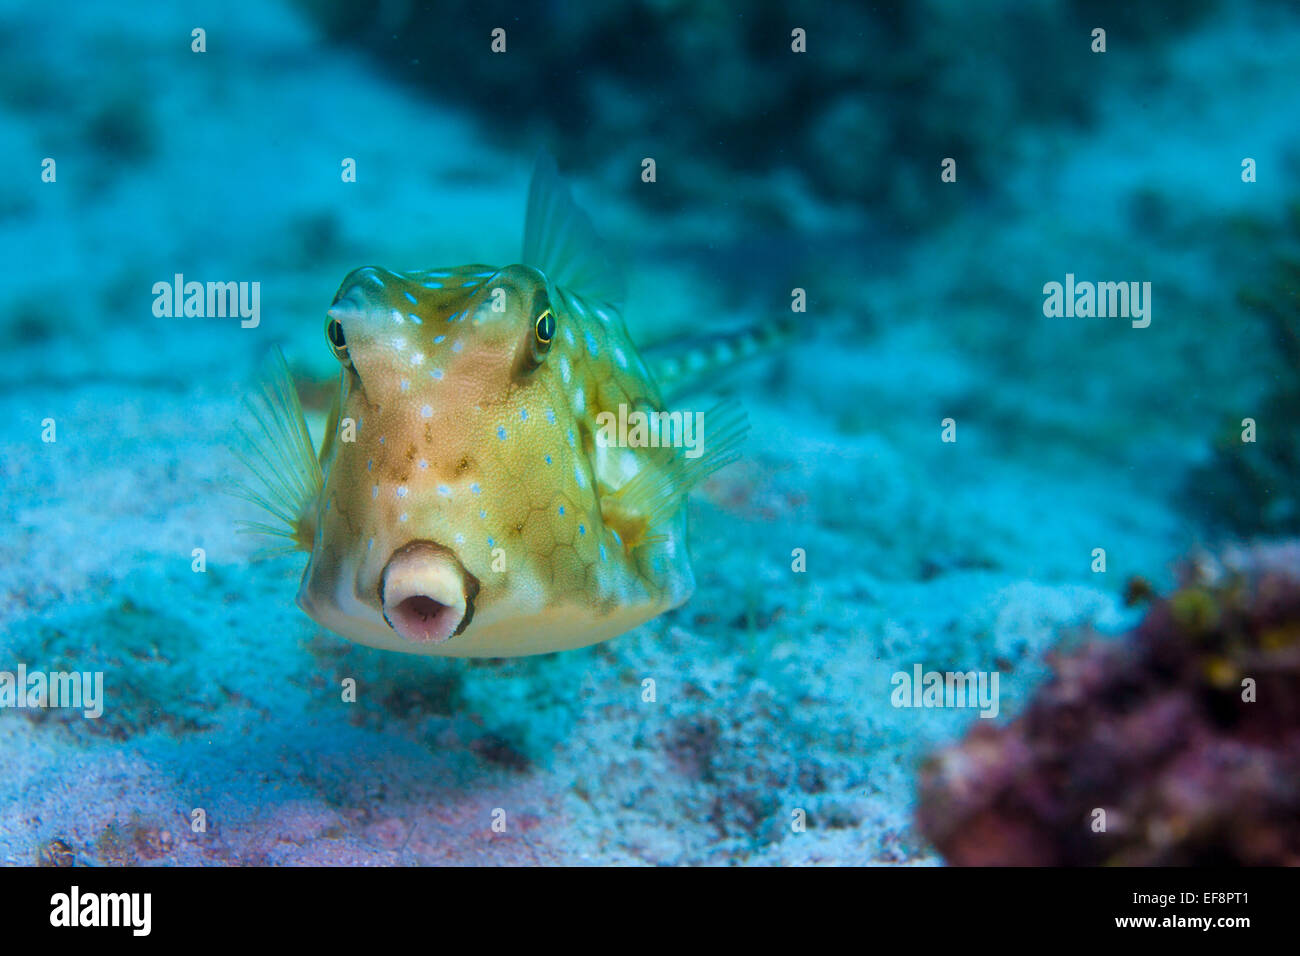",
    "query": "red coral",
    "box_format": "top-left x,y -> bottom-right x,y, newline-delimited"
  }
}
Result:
917,543 -> 1300,865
